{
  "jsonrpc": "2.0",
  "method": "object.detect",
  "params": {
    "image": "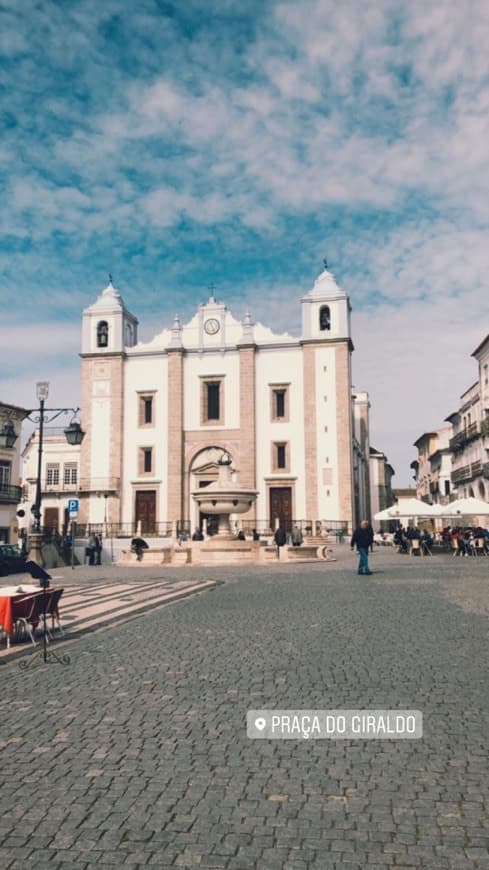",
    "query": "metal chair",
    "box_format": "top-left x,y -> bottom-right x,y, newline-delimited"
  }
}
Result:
12,593 -> 46,646
42,588 -> 64,638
